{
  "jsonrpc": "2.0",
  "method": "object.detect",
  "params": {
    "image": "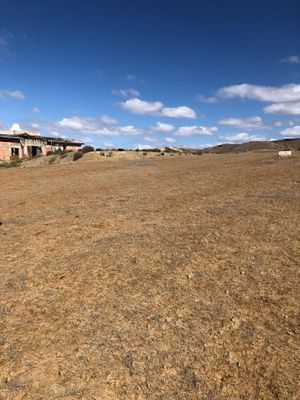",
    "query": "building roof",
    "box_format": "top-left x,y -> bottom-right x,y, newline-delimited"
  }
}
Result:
0,132 -> 83,146
0,134 -> 20,142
